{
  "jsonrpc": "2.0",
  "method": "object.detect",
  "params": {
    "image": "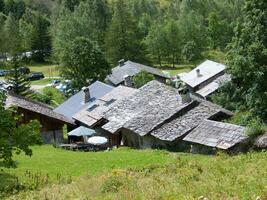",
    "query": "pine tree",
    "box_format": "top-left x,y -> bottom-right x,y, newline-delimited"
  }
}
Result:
3,13 -> 21,56
105,0 -> 146,64
6,58 -> 32,96
0,0 -> 5,13
31,12 -> 51,62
